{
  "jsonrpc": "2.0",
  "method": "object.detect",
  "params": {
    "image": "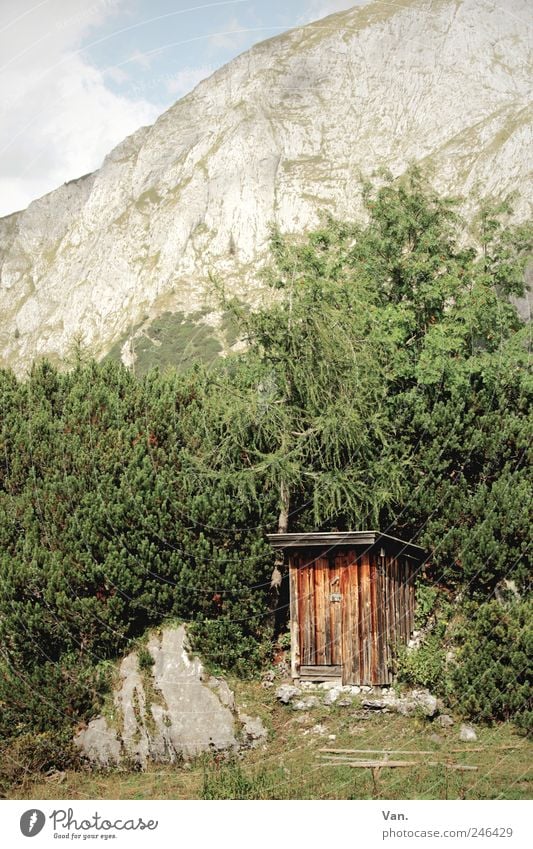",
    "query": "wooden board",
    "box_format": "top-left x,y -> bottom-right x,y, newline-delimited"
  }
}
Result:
329,556 -> 342,667
370,555 -> 379,684
318,760 -> 478,772
359,552 -> 371,684
289,554 -> 300,679
350,549 -> 361,685
339,551 -> 350,683
313,556 -> 326,665
299,665 -> 342,680
298,558 -> 313,665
